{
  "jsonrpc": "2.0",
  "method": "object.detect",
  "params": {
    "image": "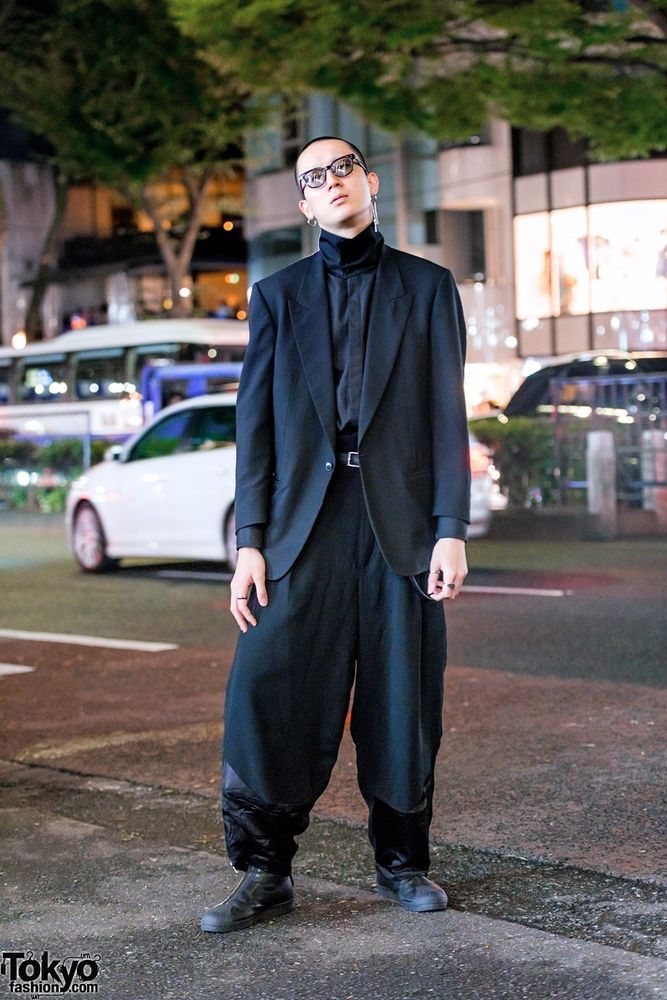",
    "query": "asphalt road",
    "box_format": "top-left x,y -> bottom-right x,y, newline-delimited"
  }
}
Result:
1,513 -> 665,997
